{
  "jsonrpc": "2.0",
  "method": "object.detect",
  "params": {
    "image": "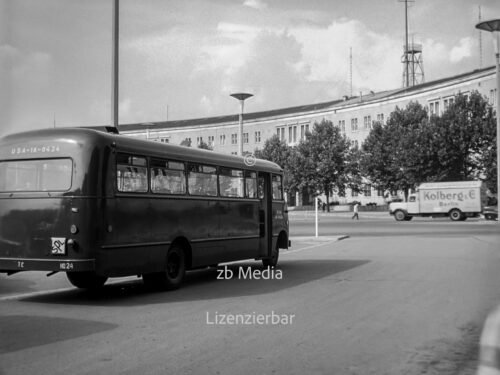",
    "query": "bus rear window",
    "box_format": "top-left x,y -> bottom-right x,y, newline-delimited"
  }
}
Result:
0,158 -> 73,192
